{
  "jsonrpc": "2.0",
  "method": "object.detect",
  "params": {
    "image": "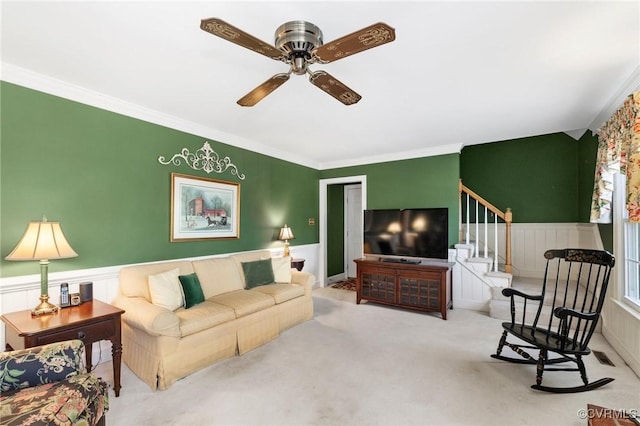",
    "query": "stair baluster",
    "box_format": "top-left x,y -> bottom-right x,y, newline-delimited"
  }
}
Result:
459,180 -> 512,273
